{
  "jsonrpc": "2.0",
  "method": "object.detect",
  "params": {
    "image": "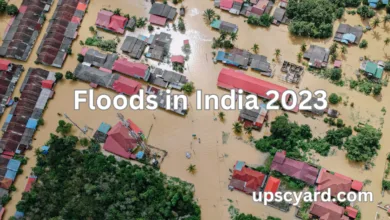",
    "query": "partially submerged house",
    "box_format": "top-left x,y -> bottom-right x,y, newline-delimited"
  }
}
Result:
103,119 -> 144,159
217,68 -> 288,100
360,60 -> 384,81
303,45 -> 330,68
149,3 -> 177,26
0,60 -> 24,117
93,122 -> 111,143
270,151 -> 319,185
241,0 -> 273,17
95,10 -> 128,34
0,0 -> 53,61
113,58 -> 150,81
36,0 -> 89,68
310,201 -> 349,220
229,0 -> 244,15
272,7 -> 288,25
145,32 -> 172,61
215,50 -> 251,69
121,36 -> 148,59
148,68 -> 188,90
251,54 -> 272,76
211,20 -> 238,34
228,161 -> 267,194
334,24 -> 363,45
280,61 -> 304,84
146,86 -> 188,115
171,55 -> 185,65
263,176 -> 281,195
83,48 -> 118,70
316,168 -> 363,197
238,103 -> 268,130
